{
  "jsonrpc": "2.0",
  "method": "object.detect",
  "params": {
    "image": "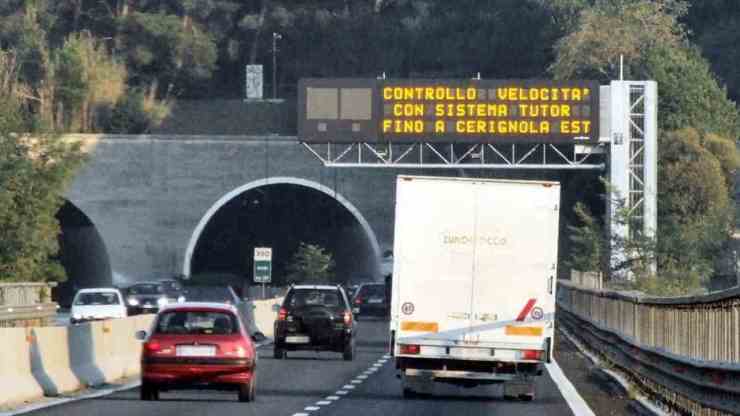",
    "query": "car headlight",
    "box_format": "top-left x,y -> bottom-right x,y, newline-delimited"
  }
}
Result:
177,295 -> 185,303
157,297 -> 168,306
72,314 -> 82,320
128,297 -> 139,306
